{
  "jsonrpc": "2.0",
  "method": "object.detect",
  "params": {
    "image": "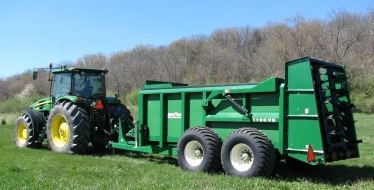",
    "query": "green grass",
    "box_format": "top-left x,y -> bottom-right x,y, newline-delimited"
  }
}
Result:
1,114 -> 373,189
